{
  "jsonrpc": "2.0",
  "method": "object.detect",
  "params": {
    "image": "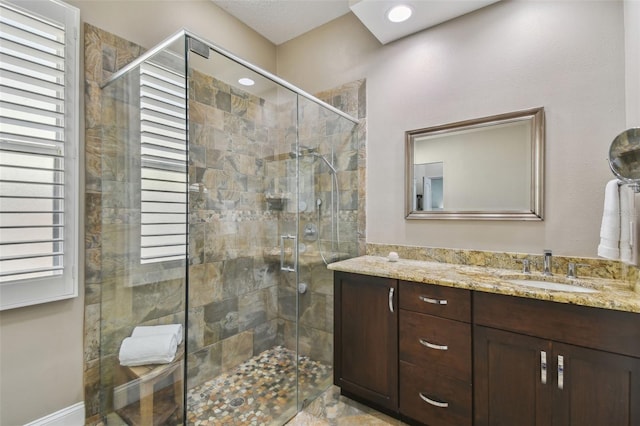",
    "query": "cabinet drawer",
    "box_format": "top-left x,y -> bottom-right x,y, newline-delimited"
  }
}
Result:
400,361 -> 472,426
399,281 -> 471,322
474,292 -> 640,358
400,310 -> 471,382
